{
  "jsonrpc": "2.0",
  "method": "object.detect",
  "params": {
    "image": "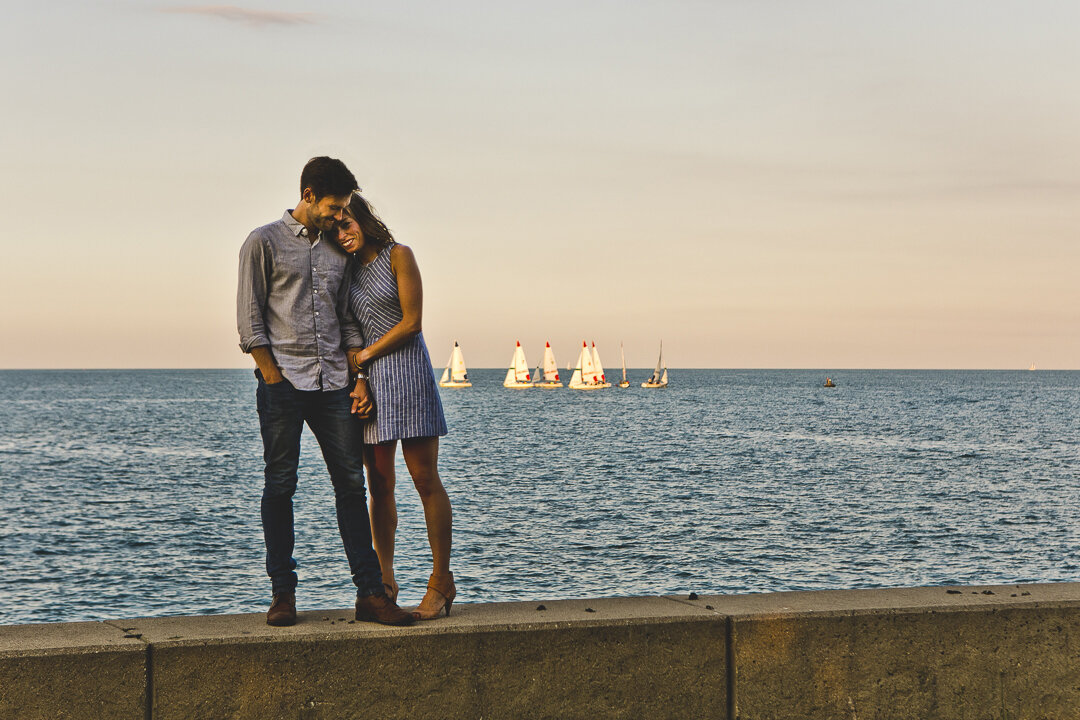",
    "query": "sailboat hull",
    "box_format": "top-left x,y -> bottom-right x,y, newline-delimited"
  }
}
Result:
503,381 -> 534,388
439,381 -> 472,388
570,382 -> 611,390
534,381 -> 563,388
